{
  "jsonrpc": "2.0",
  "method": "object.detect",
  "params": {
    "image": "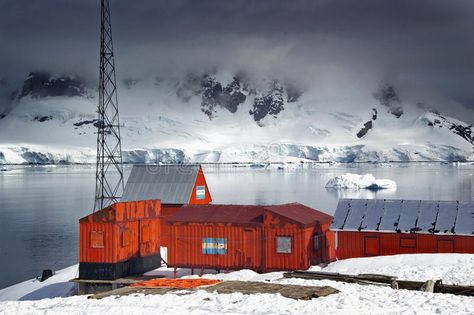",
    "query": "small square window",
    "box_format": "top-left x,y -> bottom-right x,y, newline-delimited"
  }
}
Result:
121,230 -> 131,247
91,231 -> 104,248
276,236 -> 292,253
